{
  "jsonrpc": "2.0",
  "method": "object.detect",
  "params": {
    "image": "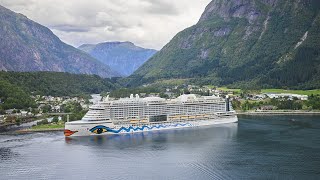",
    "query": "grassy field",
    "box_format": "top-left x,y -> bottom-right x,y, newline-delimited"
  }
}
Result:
216,87 -> 241,93
215,87 -> 320,96
261,89 -> 320,96
31,123 -> 64,130
153,79 -> 189,86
